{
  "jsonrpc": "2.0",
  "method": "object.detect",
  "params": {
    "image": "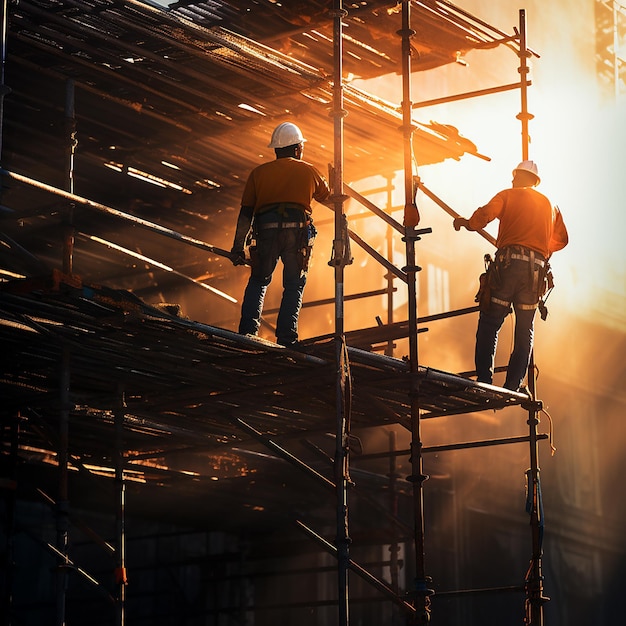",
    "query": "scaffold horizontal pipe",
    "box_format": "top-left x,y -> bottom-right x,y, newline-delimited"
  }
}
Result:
413,81 -> 530,109
354,435 -> 550,460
